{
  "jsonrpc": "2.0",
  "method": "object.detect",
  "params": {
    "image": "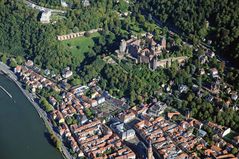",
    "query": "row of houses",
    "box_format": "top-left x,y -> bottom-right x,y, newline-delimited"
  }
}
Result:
132,110 -> 238,159
70,120 -> 136,159
14,58 -> 238,159
116,101 -> 238,159
15,65 -> 58,93
14,63 -> 137,158
49,80 -> 137,158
